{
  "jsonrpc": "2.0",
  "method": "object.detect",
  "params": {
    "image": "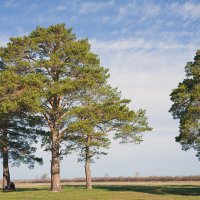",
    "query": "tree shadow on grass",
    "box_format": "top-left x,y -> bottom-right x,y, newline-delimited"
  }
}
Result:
94,185 -> 200,196
64,185 -> 200,196
1,188 -> 48,193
